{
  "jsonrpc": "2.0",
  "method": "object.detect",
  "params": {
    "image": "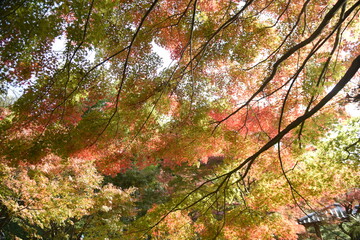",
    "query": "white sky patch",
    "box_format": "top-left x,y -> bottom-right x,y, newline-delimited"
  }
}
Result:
158,114 -> 173,126
52,35 -> 66,52
53,35 -> 96,63
258,12 -> 274,24
151,41 -> 174,72
52,34 -> 67,67
345,103 -> 360,117
236,1 -> 246,9
86,48 -> 96,63
324,83 -> 360,118
5,87 -> 23,102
